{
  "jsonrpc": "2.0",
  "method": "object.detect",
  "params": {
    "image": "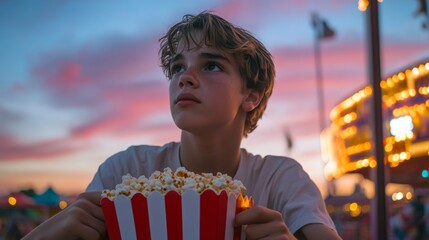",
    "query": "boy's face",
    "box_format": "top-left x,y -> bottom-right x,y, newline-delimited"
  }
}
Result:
169,32 -> 249,135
